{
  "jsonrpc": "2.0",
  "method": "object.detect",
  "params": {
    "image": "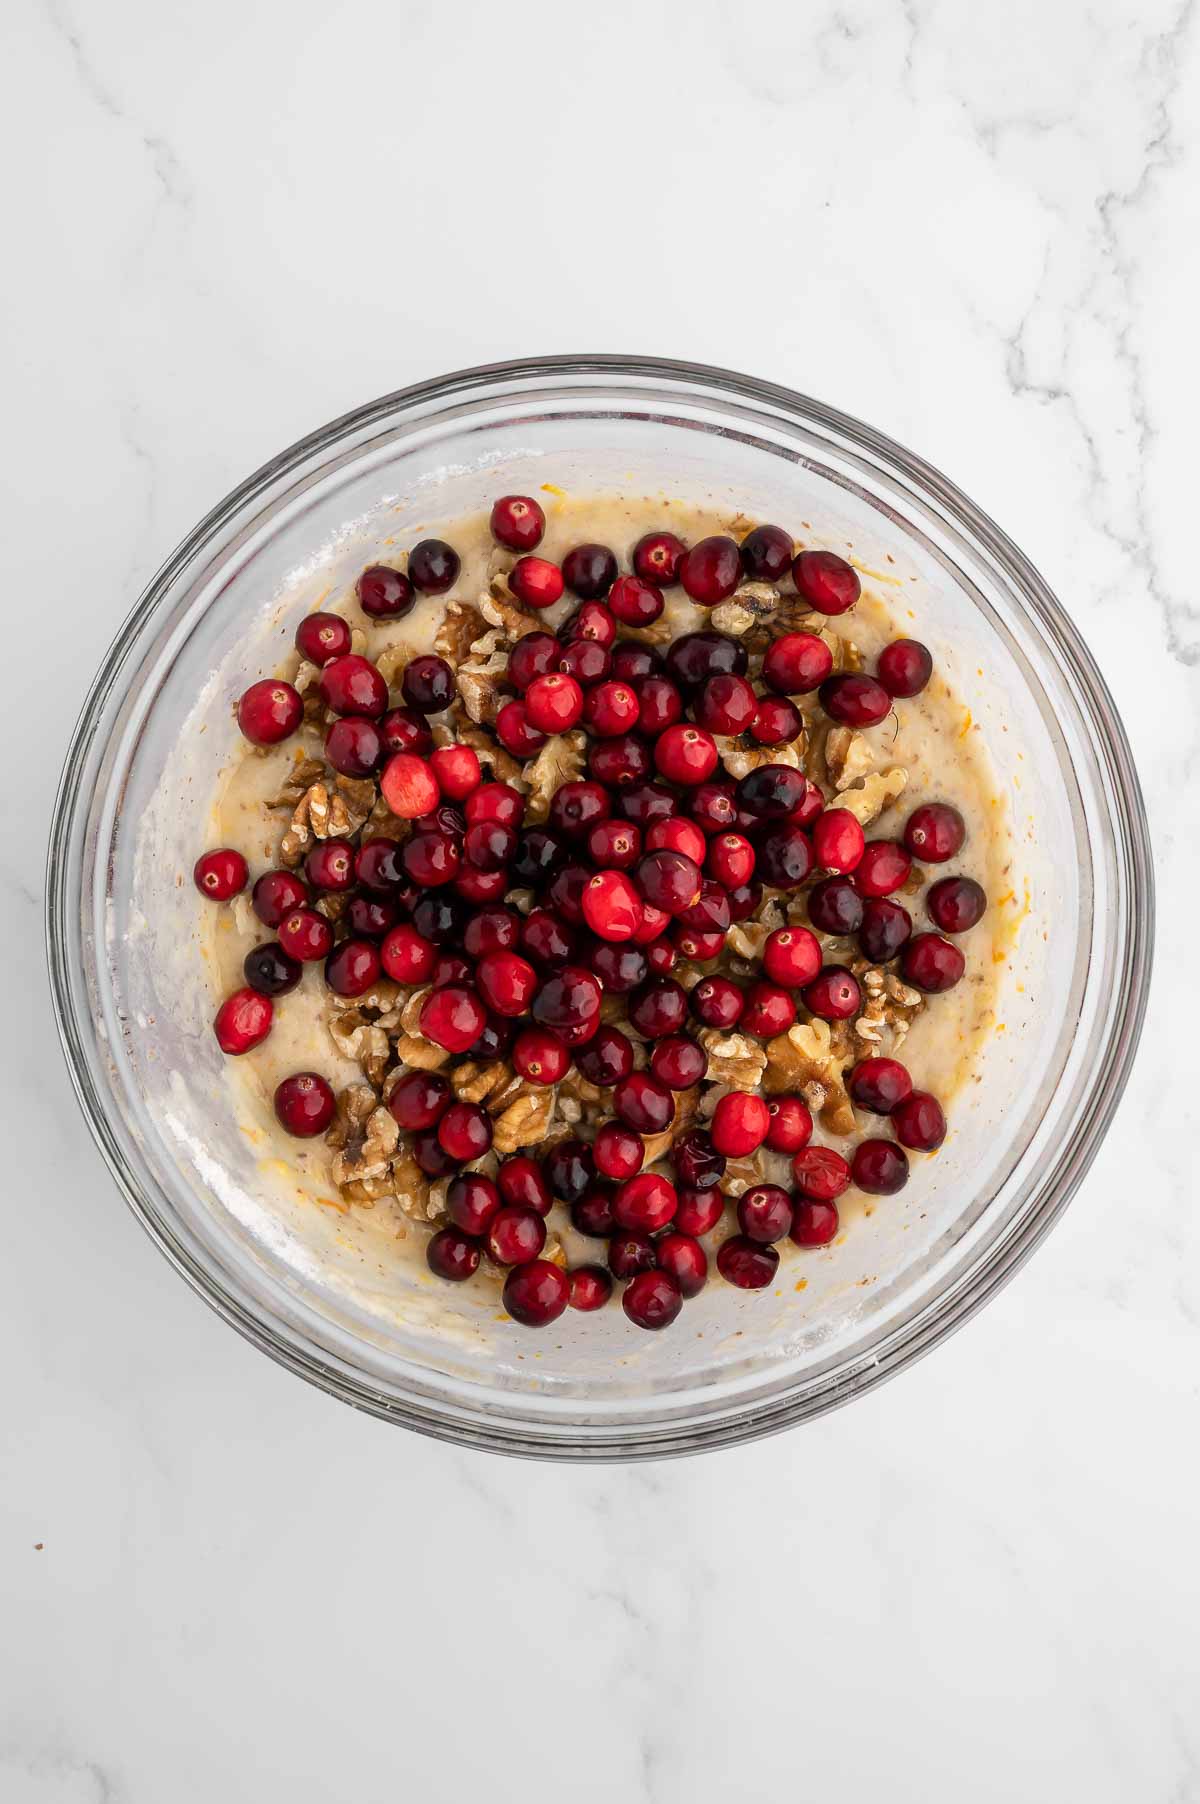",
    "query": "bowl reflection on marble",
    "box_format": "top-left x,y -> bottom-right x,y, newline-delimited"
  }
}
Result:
46,357 -> 1153,1460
